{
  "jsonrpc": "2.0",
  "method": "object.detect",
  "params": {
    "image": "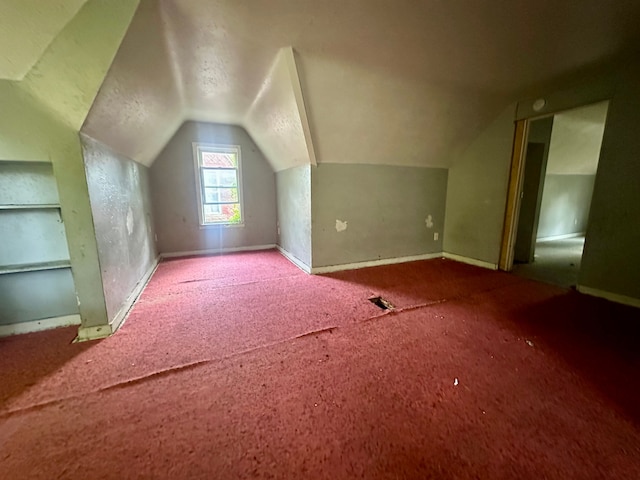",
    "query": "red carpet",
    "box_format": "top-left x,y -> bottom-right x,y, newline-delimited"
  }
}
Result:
1,250 -> 639,479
